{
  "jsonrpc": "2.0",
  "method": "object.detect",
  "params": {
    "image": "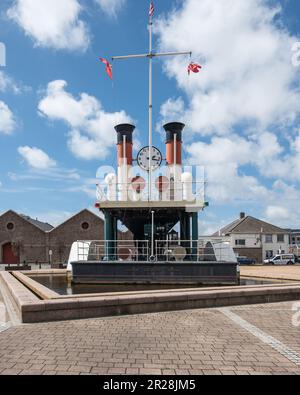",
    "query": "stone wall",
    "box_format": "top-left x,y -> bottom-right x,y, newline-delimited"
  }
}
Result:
48,211 -> 105,264
0,210 -> 135,265
0,211 -> 47,264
